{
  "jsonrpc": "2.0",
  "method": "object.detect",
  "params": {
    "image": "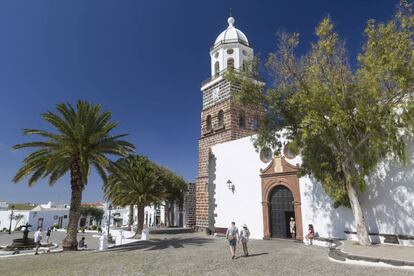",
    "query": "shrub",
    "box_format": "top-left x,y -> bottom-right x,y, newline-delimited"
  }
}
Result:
91,225 -> 97,230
